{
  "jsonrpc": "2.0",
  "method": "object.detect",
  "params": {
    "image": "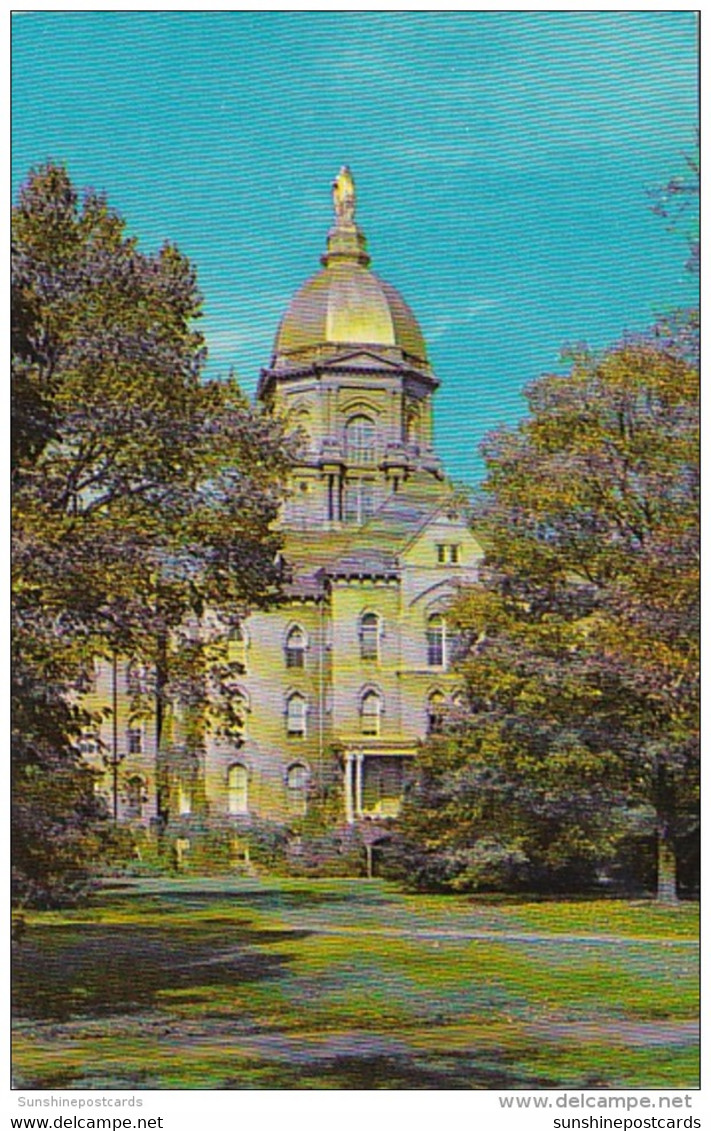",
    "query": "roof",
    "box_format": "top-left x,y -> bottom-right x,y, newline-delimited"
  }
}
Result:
273,262 -> 428,366
280,478 -> 456,587
269,168 -> 429,372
